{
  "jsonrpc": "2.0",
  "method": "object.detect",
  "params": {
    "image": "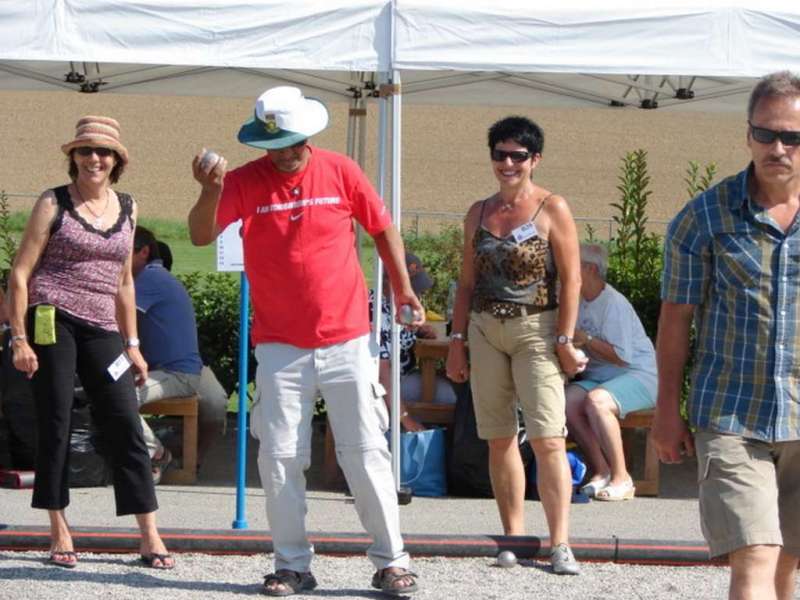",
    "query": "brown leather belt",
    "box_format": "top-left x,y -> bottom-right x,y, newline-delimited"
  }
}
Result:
474,299 -> 551,320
